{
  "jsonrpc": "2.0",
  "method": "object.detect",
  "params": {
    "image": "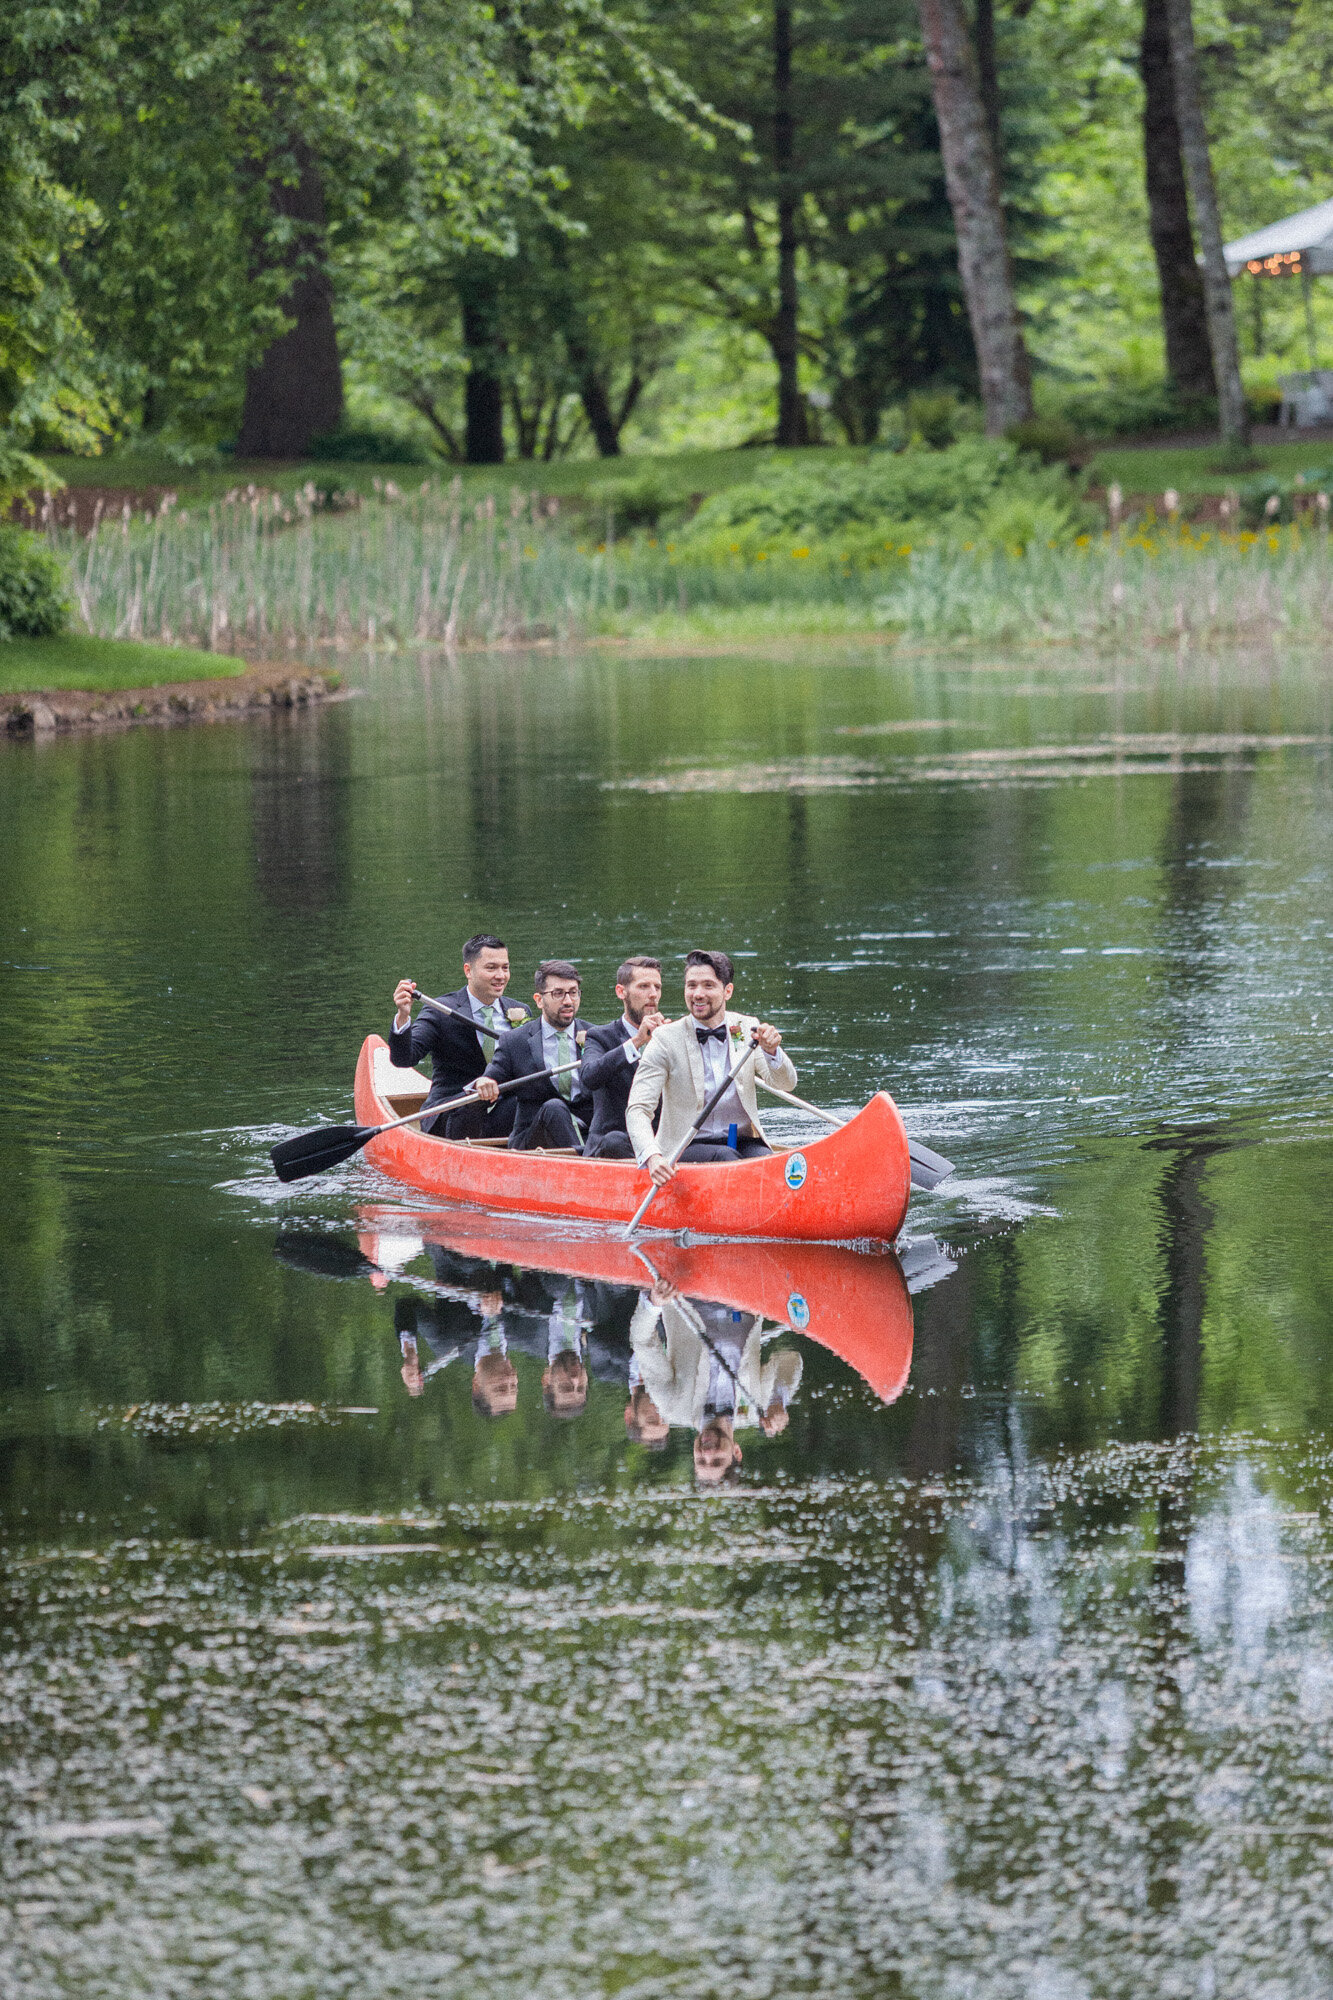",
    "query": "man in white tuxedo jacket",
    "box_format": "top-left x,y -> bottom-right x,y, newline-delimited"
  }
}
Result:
625,948 -> 797,1185
630,1280 -> 803,1482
